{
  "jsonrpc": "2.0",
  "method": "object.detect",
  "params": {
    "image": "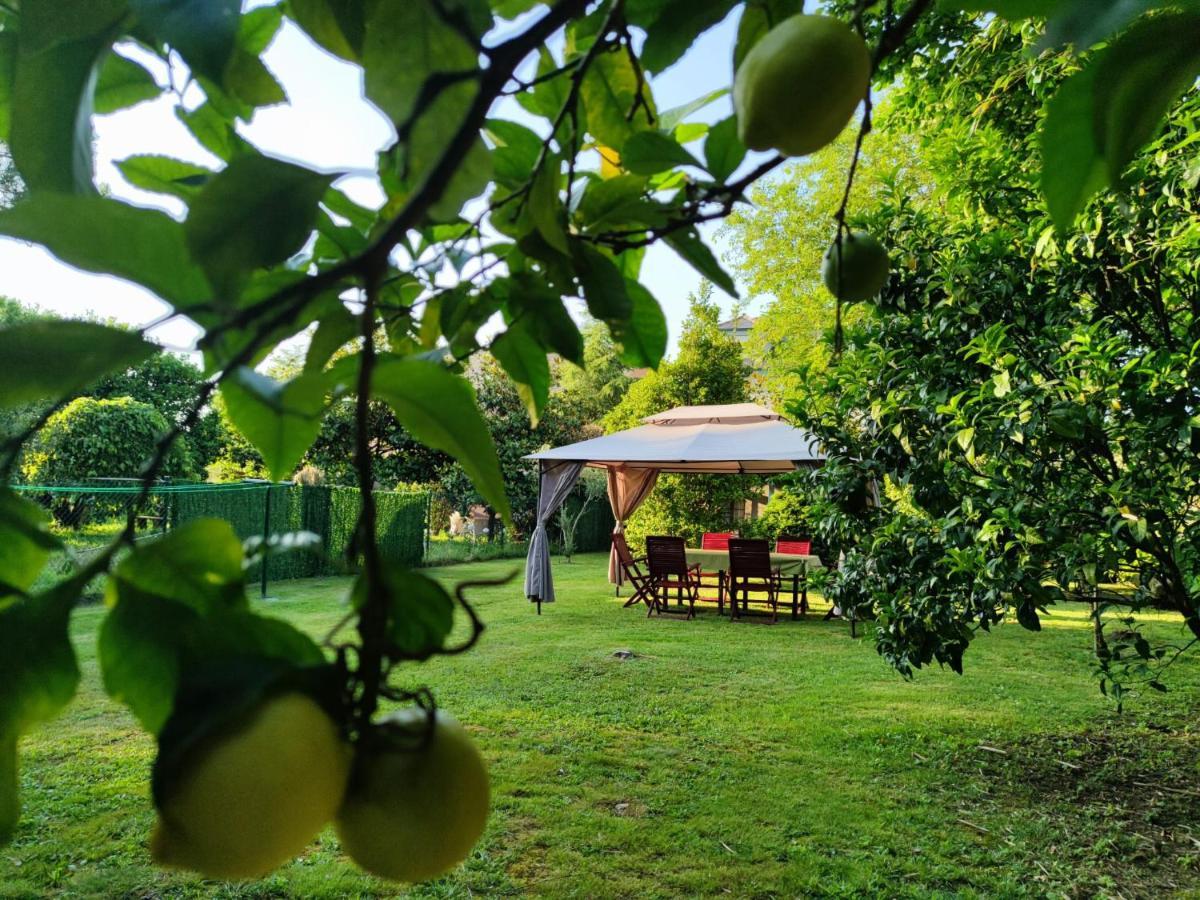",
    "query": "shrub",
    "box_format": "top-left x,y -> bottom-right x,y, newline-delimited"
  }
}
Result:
22,396 -> 193,485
